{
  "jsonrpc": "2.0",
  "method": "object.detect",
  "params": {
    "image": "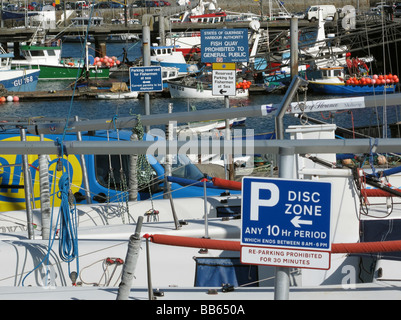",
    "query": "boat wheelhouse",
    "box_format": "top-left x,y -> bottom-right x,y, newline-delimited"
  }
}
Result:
0,48 -> 40,92
11,42 -> 109,80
